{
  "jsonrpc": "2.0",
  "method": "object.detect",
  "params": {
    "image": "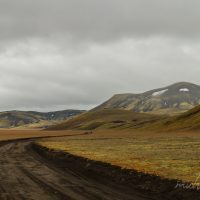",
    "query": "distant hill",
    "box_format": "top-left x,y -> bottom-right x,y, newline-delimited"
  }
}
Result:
47,109 -> 165,130
0,110 -> 85,128
93,82 -> 200,115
